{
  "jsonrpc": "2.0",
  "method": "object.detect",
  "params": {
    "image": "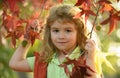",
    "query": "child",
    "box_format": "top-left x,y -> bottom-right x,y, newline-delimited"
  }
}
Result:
9,4 -> 101,78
